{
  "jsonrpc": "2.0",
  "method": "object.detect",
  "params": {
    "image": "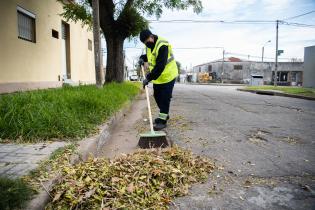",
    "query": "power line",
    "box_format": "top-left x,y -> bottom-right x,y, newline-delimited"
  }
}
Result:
148,19 -> 275,24
148,18 -> 315,28
283,10 -> 315,21
149,10 -> 315,24
281,21 -> 315,28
